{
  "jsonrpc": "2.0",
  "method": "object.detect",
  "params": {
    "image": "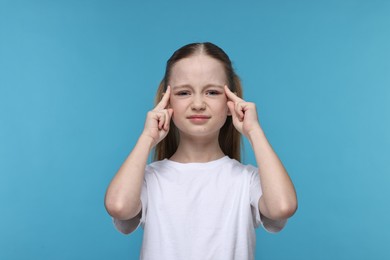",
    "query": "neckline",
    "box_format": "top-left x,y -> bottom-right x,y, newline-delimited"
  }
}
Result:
163,155 -> 229,169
